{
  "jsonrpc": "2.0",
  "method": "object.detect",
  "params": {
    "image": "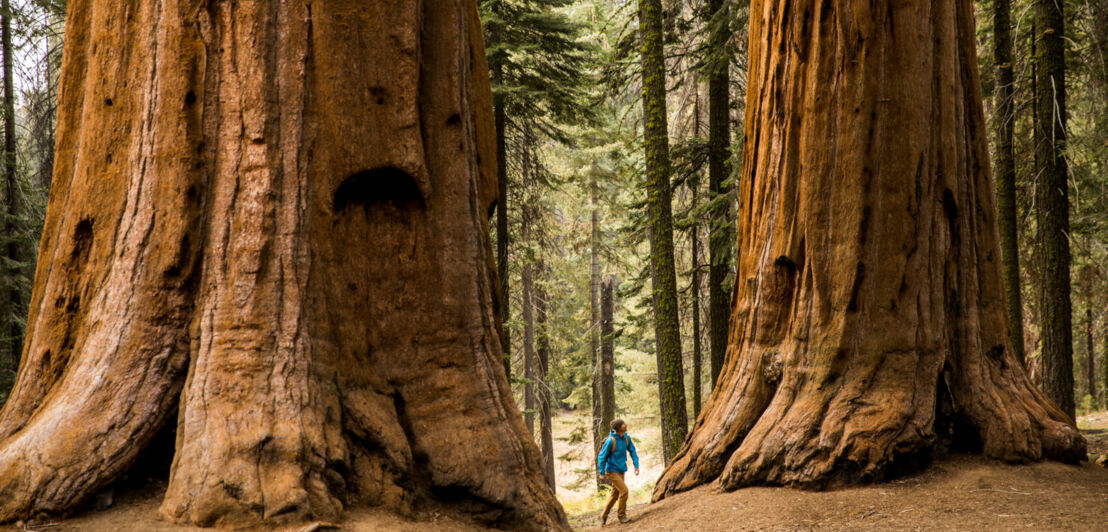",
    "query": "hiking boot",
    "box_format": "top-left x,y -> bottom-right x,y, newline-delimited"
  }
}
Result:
618,515 -> 631,524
